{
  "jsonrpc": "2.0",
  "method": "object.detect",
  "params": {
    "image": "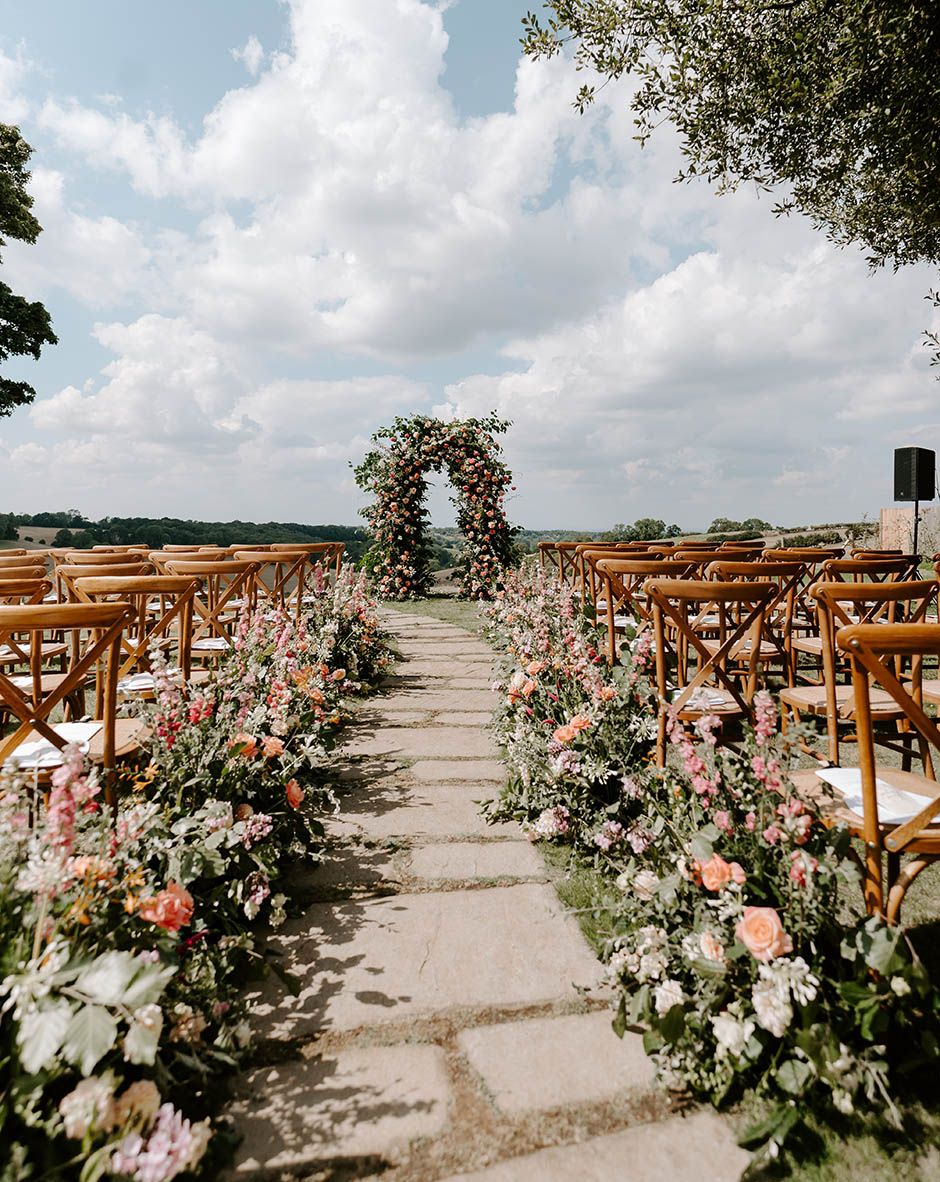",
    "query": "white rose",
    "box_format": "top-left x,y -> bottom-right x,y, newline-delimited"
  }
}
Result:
633,870 -> 660,900
654,978 -> 686,1016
